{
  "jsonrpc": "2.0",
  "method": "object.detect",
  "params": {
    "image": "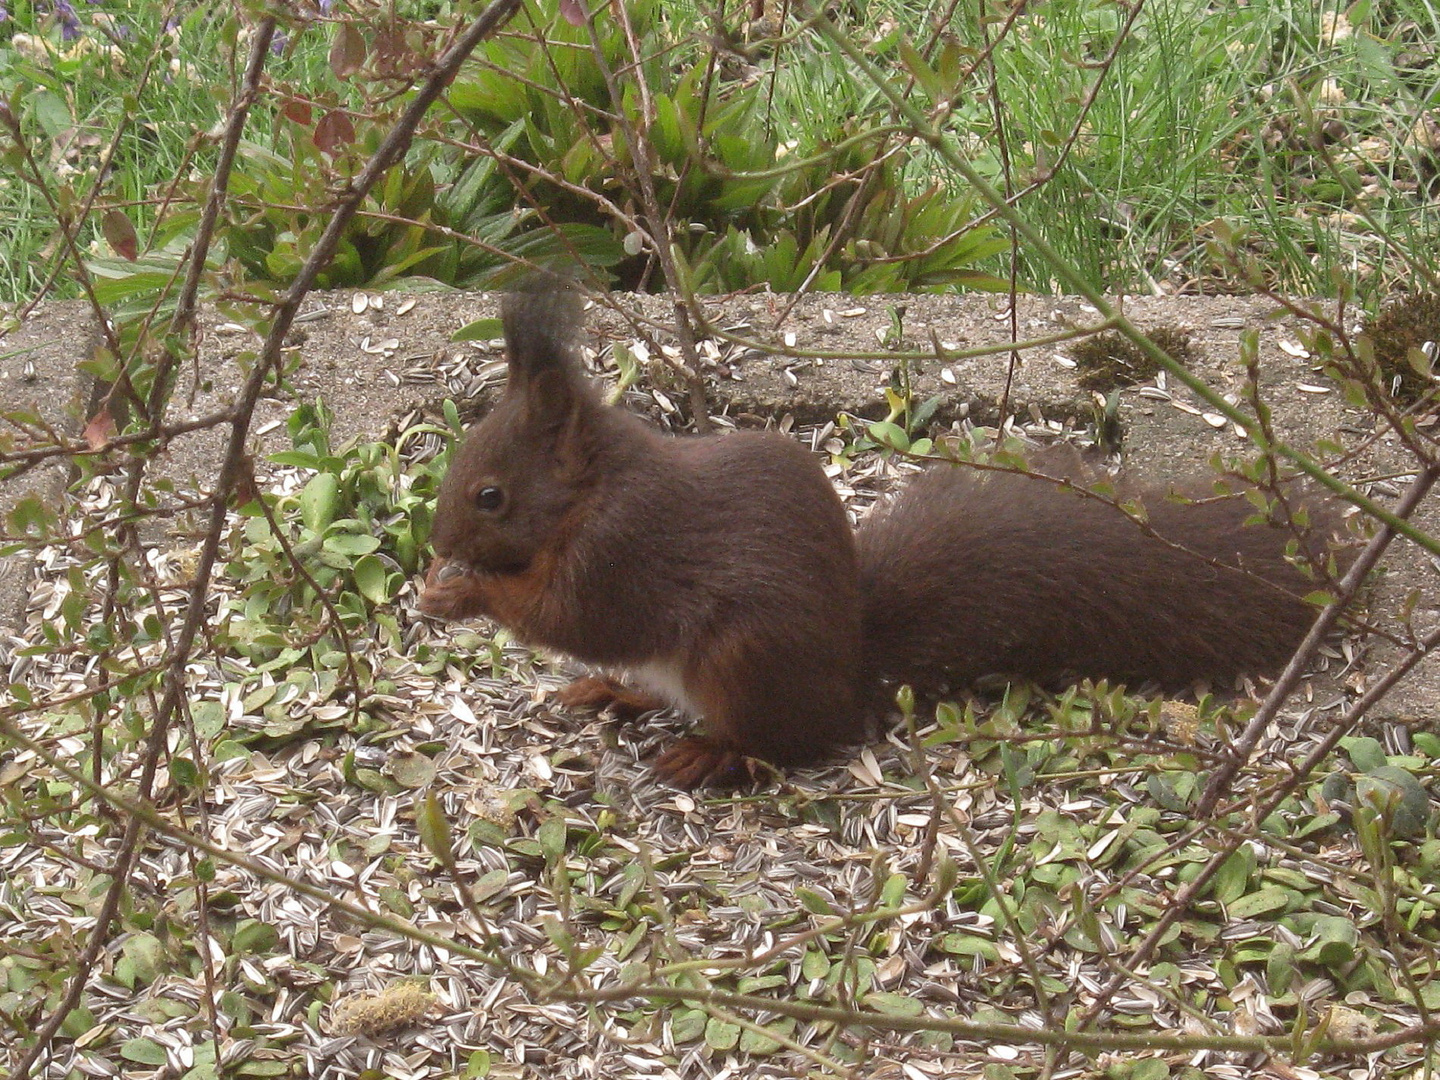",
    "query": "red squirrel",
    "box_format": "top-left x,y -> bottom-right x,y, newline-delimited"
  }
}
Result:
421,286 -> 1339,787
